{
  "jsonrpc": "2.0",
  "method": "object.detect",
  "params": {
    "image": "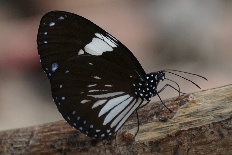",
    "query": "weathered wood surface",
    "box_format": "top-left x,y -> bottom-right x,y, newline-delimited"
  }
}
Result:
0,84 -> 231,155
